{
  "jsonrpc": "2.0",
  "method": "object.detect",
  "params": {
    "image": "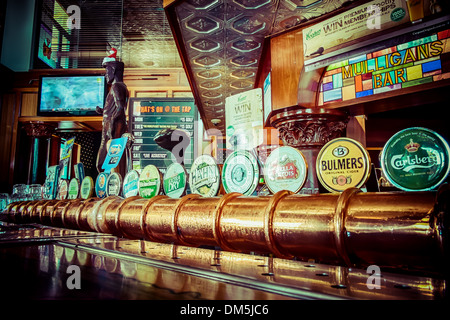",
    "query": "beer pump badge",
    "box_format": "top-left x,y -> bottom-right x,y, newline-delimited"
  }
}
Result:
95,172 -> 109,199
68,178 -> 80,199
381,127 -> 450,191
163,163 -> 187,199
317,138 -> 371,193
57,179 -> 69,200
264,146 -> 308,194
80,176 -> 94,199
123,170 -> 140,198
222,150 -> 260,196
190,155 -> 220,197
106,172 -> 123,197
139,165 -> 162,198
102,137 -> 127,172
